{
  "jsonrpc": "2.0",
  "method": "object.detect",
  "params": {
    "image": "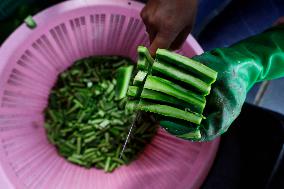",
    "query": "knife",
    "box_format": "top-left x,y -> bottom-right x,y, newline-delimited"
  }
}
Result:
119,112 -> 141,159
